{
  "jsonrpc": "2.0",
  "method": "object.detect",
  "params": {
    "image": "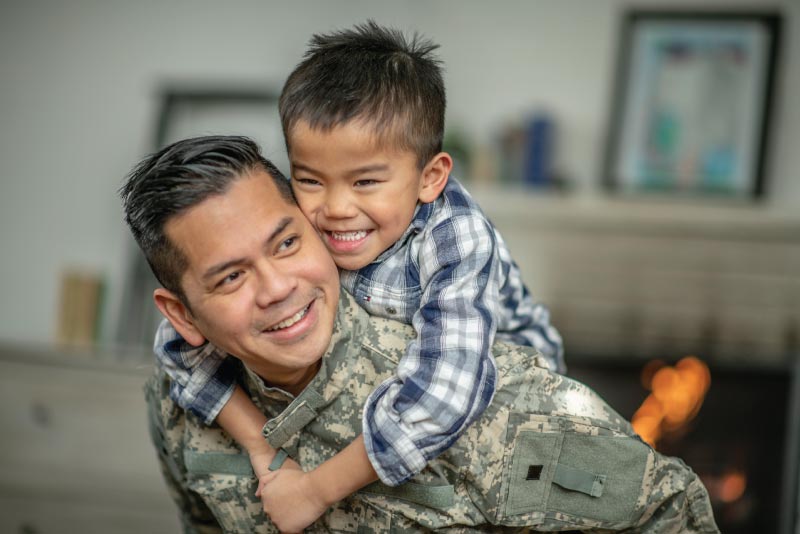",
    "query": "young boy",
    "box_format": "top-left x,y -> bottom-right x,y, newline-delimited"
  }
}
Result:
153,20 -> 564,531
